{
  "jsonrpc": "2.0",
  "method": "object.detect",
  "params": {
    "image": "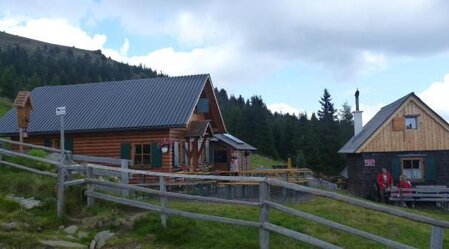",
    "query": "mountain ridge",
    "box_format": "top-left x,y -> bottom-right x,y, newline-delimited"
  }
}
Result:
0,31 -> 163,99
